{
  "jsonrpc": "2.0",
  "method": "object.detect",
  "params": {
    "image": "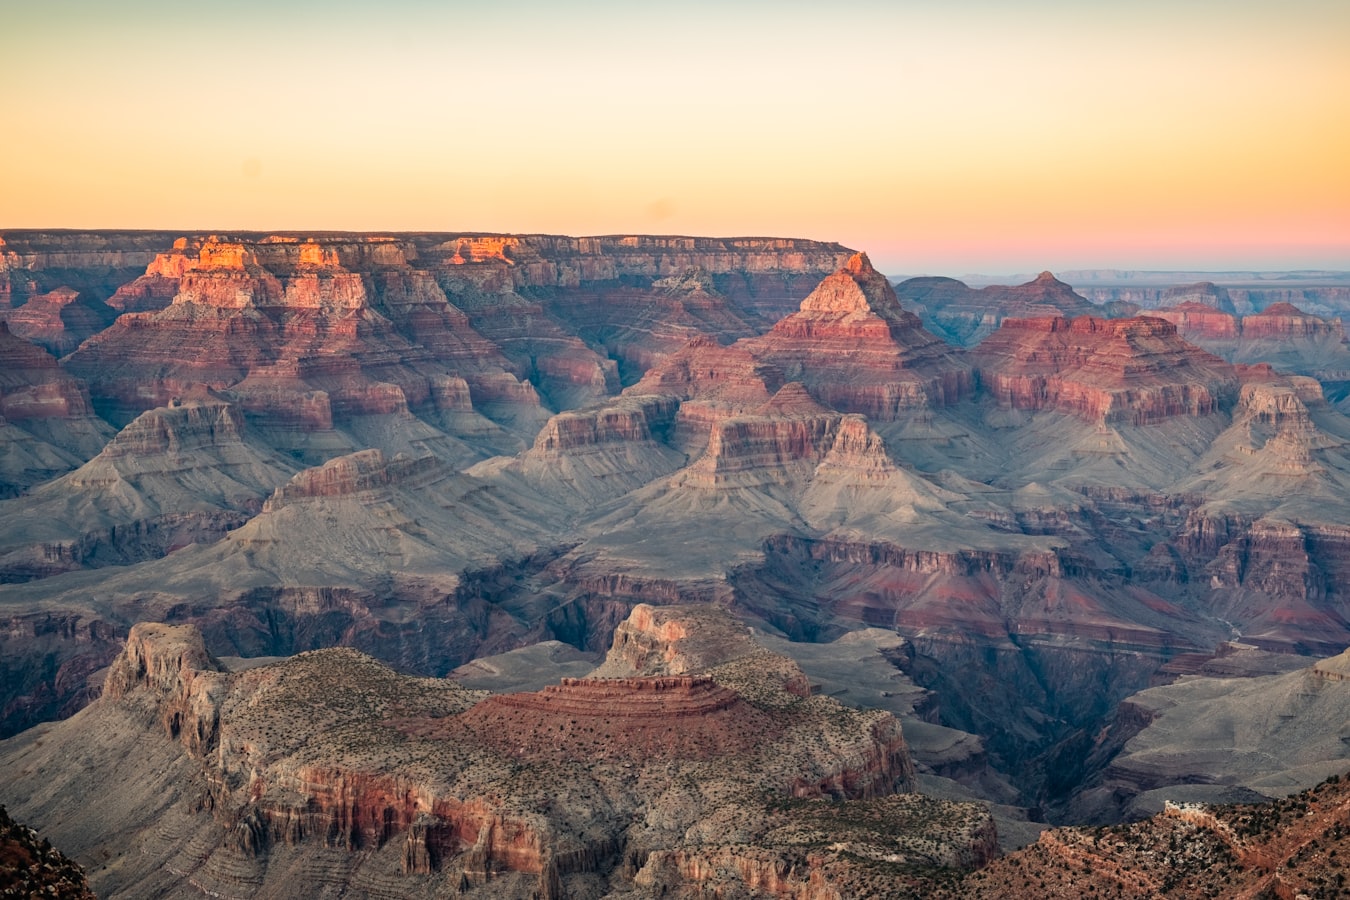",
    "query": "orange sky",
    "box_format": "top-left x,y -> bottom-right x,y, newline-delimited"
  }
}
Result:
2,1 -> 1347,274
